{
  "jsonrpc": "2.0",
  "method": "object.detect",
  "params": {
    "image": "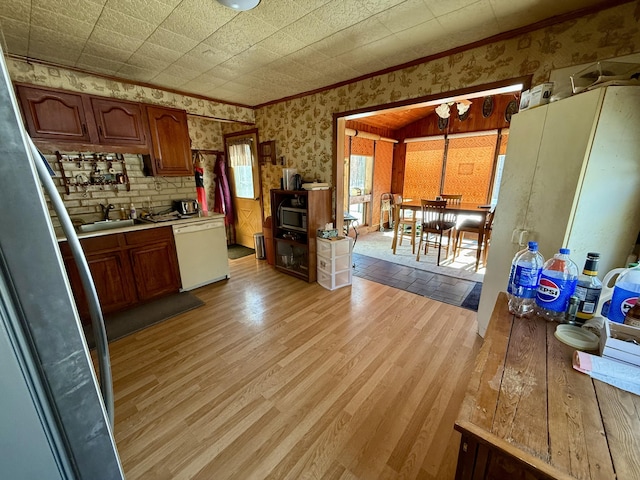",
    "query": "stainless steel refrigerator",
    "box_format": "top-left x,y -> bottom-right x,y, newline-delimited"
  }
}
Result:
0,47 -> 123,478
